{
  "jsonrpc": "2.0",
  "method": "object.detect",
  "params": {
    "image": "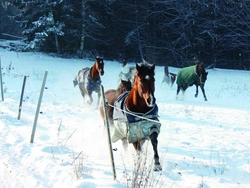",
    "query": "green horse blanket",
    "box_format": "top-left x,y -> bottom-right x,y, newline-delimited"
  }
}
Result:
176,65 -> 200,86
